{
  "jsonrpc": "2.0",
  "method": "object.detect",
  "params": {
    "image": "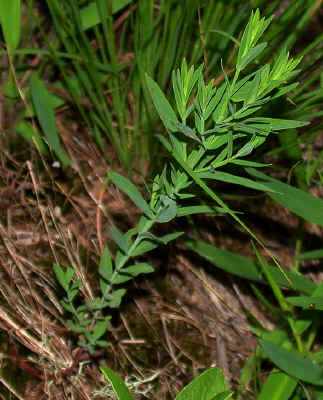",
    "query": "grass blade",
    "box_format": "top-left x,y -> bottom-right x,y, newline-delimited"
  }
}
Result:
31,74 -> 70,166
184,239 -> 316,295
0,0 -> 21,51
247,168 -> 323,227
